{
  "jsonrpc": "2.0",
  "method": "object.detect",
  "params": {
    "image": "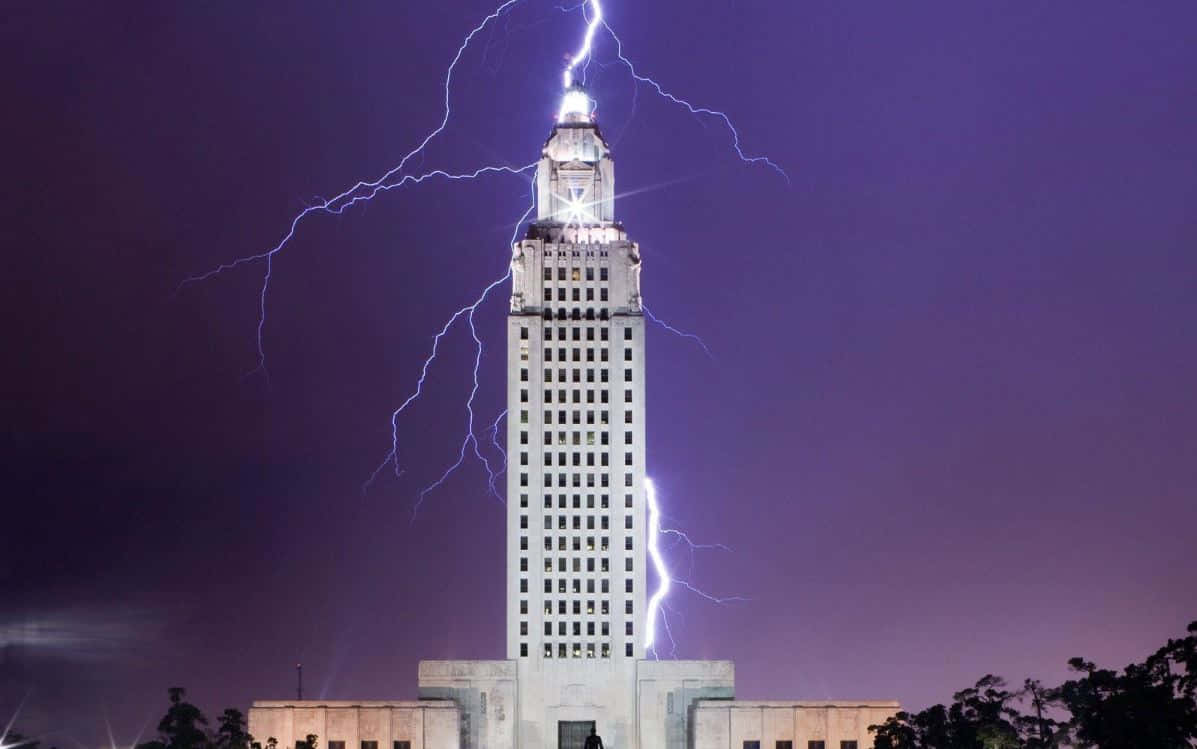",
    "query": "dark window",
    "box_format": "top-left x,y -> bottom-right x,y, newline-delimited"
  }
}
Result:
777,742 -> 793,749
625,643 -> 634,657
362,742 -> 378,749
743,742 -> 760,749
328,743 -> 345,749
840,743 -> 858,749
808,743 -> 826,749
600,268 -> 609,281
624,328 -> 632,340
393,743 -> 410,749
519,643 -> 527,657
